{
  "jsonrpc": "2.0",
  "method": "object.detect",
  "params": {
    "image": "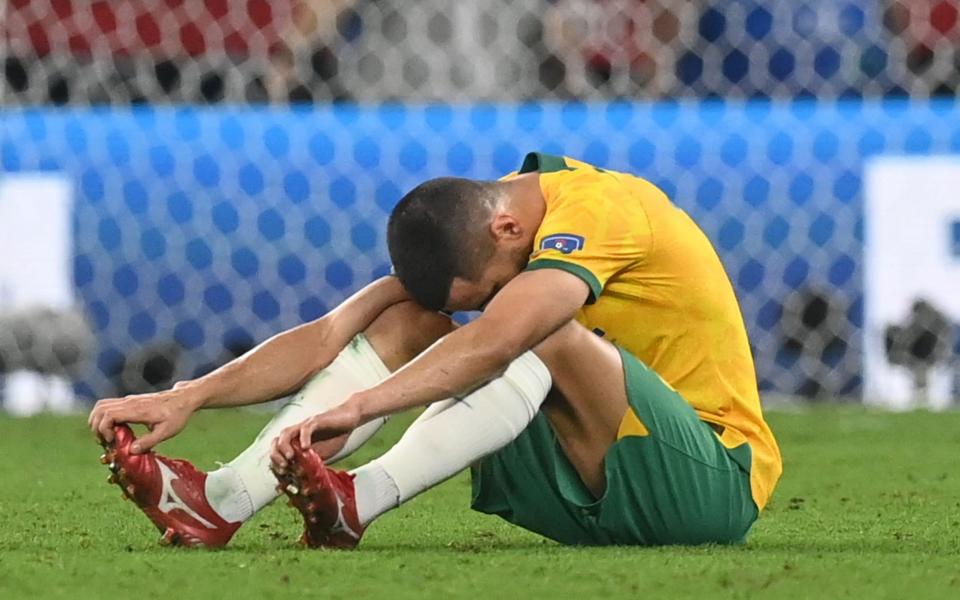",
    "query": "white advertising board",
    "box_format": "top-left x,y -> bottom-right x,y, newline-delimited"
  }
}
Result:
863,157 -> 960,410
0,173 -> 75,414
